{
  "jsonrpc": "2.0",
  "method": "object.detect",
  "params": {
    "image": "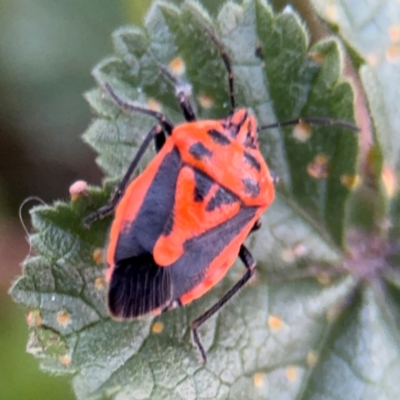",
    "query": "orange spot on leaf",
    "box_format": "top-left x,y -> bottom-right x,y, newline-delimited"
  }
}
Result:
59,355 -> 71,366
386,44 -> 400,63
268,315 -> 283,331
389,25 -> 400,42
285,366 -> 299,382
152,322 -> 164,334
169,57 -> 186,75
27,310 -> 42,327
325,5 -> 338,22
308,51 -> 325,64
94,276 -> 106,290
57,311 -> 71,327
340,174 -> 361,190
147,98 -> 162,112
197,94 -> 213,109
92,248 -> 104,265
307,154 -> 329,179
253,373 -> 265,388
307,351 -> 318,367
